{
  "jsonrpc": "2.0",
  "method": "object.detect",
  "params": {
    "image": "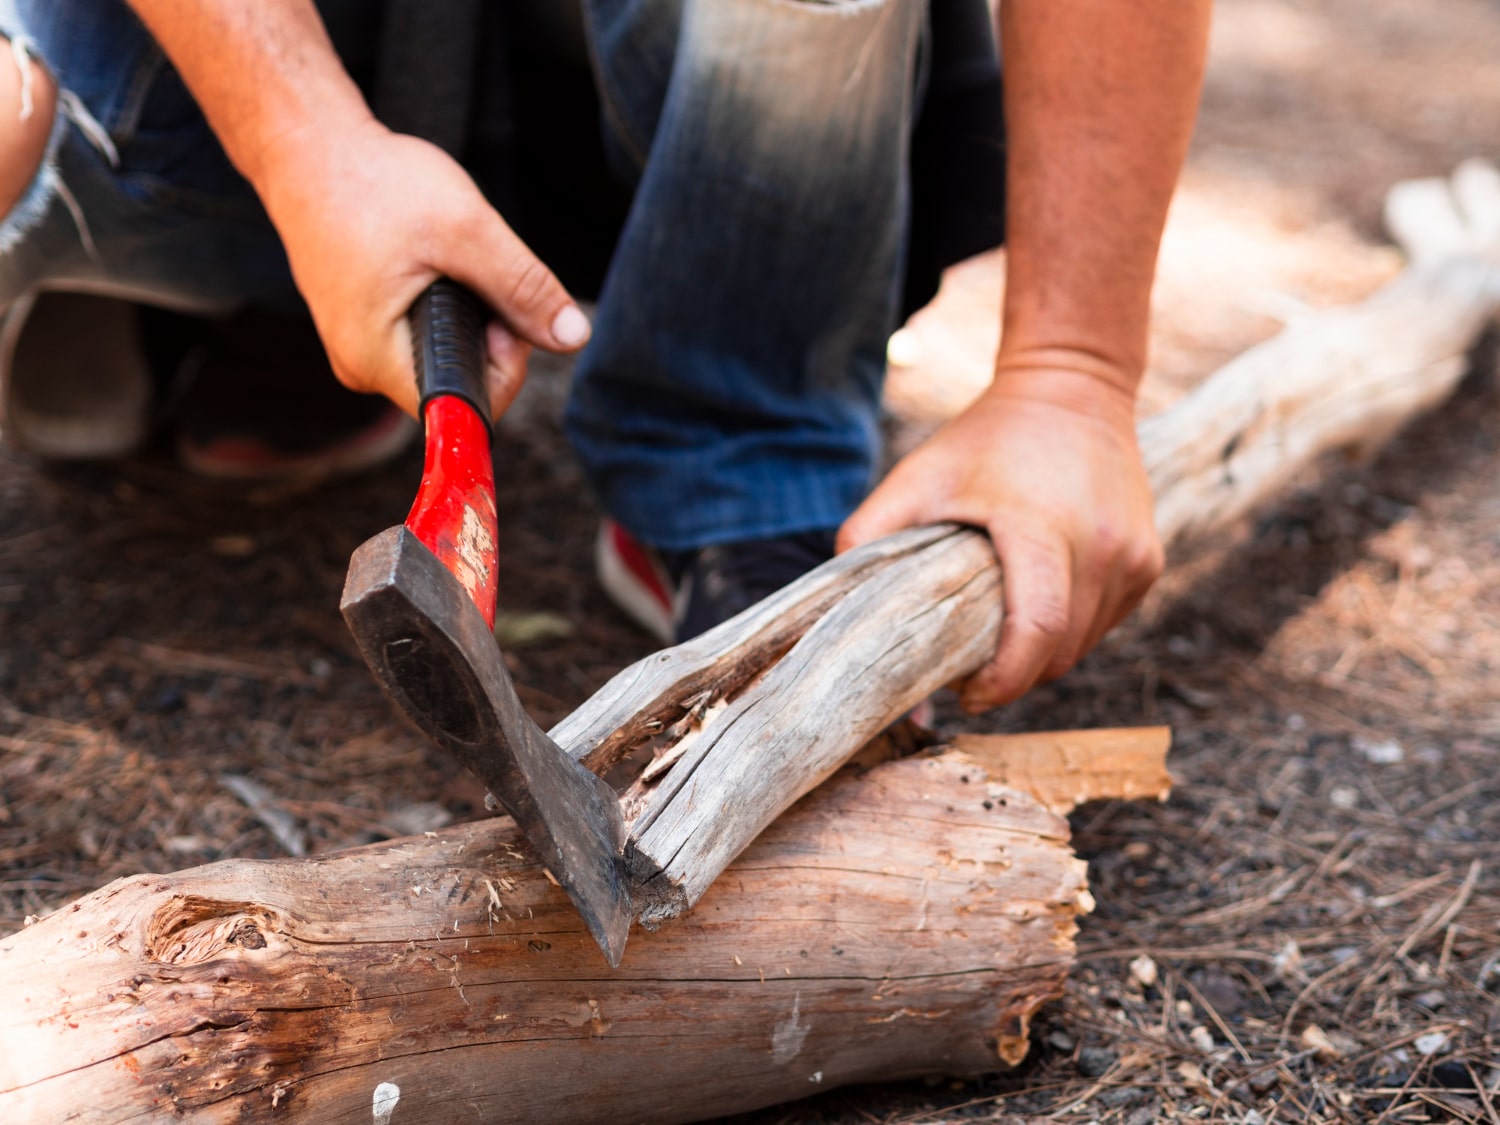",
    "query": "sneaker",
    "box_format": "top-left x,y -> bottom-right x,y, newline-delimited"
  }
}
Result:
0,291 -> 155,458
596,517 -> 837,645
166,307 -> 417,480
